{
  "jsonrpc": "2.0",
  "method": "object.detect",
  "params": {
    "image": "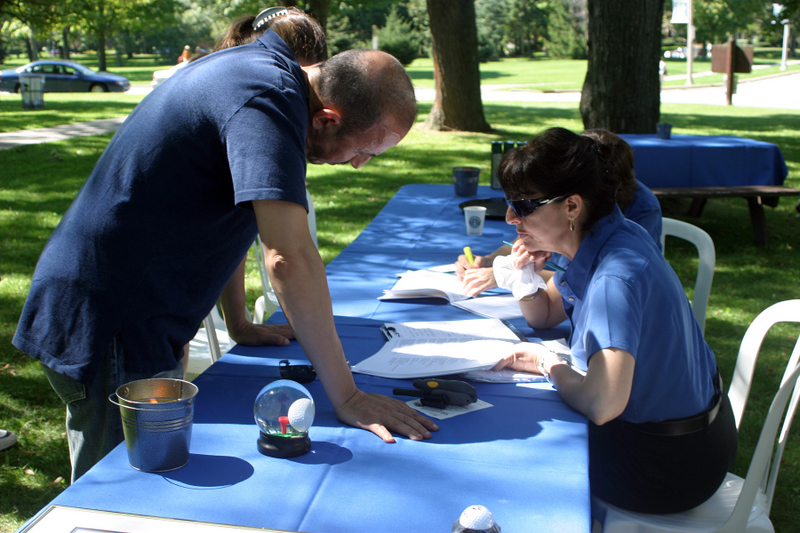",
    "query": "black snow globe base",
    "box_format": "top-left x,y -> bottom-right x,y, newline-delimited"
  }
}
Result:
257,431 -> 311,458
